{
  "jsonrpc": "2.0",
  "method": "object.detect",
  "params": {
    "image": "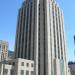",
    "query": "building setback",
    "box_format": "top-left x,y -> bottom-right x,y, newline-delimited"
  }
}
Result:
14,0 -> 68,75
